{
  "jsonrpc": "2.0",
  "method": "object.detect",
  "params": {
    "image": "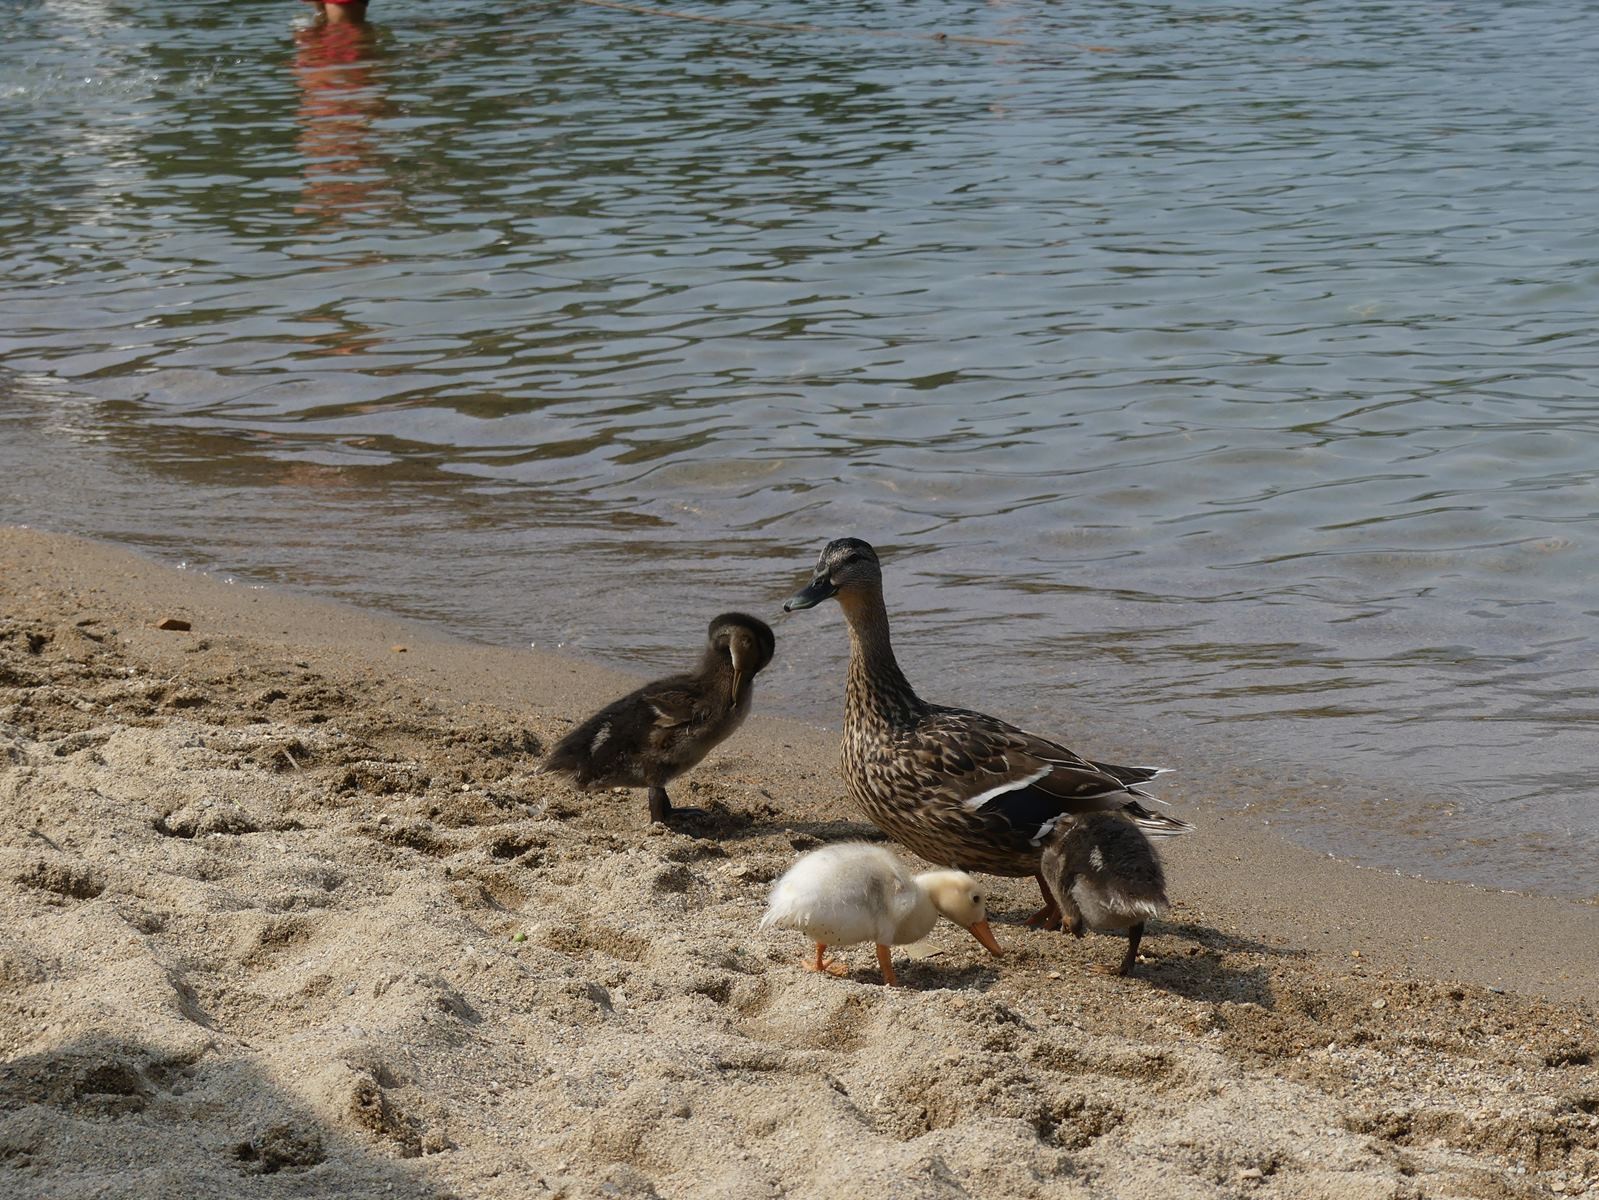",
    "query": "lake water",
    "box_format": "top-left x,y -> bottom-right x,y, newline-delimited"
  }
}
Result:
3,0 -> 1596,898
